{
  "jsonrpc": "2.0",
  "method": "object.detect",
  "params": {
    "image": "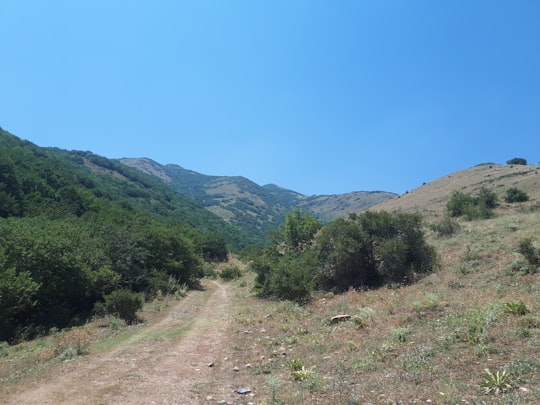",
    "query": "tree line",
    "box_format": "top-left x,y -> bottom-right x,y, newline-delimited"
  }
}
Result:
0,129 -> 229,342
